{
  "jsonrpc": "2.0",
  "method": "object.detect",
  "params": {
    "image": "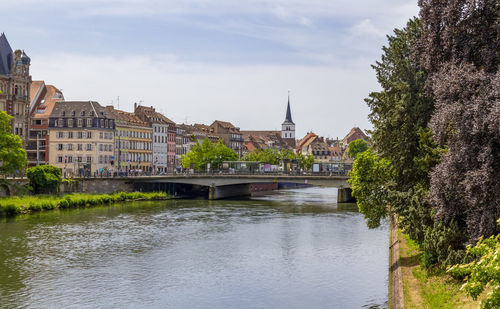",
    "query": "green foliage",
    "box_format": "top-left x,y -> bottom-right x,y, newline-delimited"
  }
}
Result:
244,148 -> 297,165
448,220 -> 500,309
347,139 -> 369,159
26,165 -> 62,194
297,152 -> 314,170
0,111 -> 27,175
181,139 -> 238,171
0,191 -> 169,217
347,149 -> 393,228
